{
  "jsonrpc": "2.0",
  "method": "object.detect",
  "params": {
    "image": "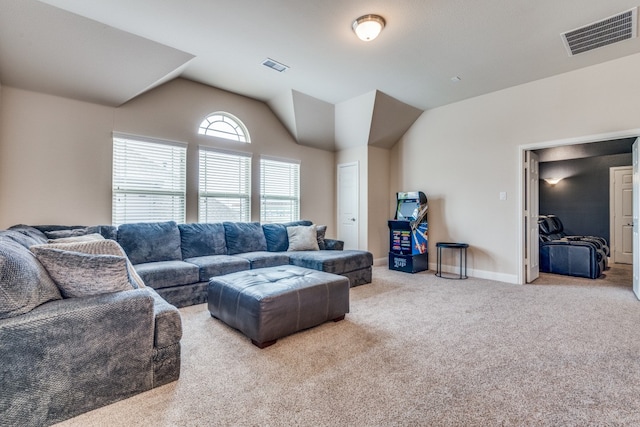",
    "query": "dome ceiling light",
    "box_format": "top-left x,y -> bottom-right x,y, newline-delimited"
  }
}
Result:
352,14 -> 385,42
